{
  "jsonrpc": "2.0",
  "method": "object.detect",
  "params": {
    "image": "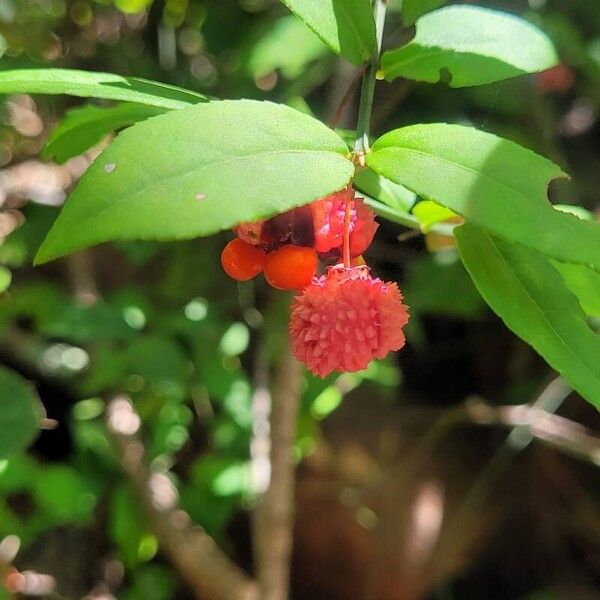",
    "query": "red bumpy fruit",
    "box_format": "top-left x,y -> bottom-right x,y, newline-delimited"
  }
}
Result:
289,264 -> 409,378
